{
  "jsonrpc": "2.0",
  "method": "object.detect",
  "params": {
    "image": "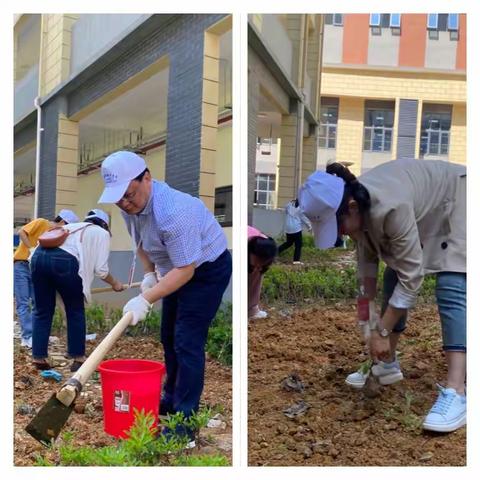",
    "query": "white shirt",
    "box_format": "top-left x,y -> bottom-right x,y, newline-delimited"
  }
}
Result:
59,222 -> 111,302
284,201 -> 312,234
